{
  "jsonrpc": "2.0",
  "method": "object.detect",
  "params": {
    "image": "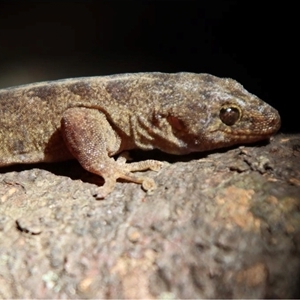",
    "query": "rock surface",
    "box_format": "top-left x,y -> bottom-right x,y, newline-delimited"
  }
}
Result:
0,134 -> 299,298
